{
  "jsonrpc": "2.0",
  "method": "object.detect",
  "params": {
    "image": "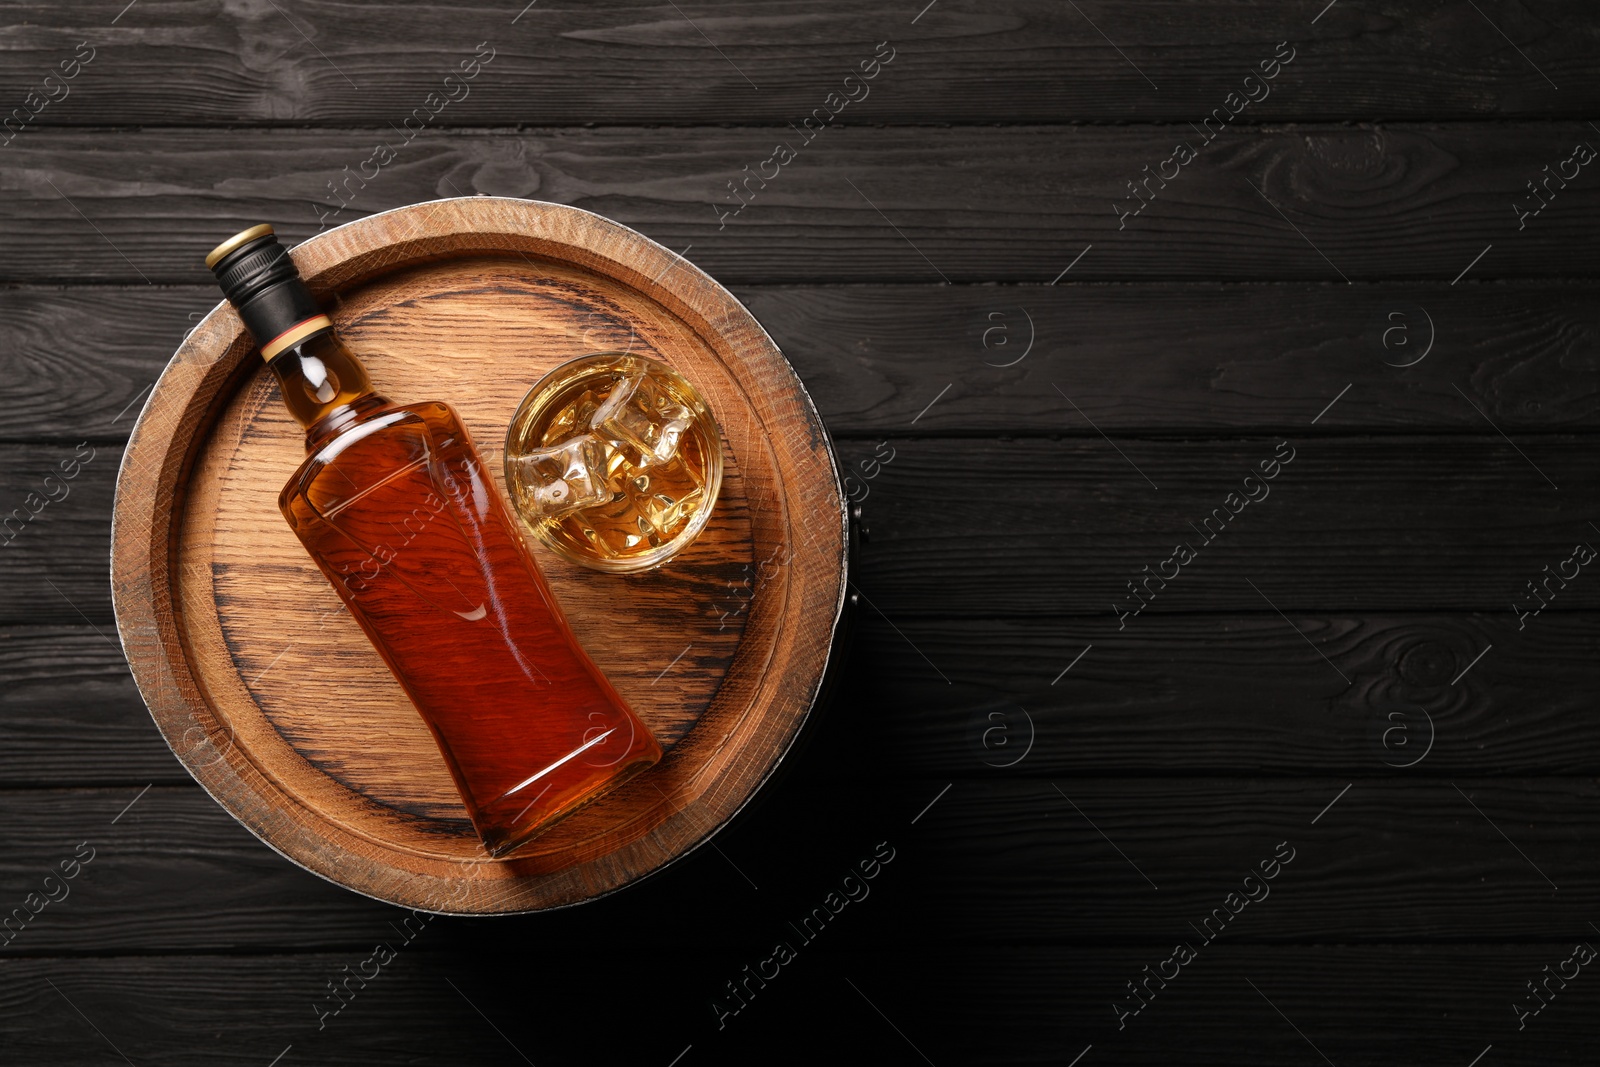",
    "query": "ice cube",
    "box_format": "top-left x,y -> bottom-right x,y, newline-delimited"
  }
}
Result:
591,370 -> 694,466
539,387 -> 605,448
574,491 -> 656,554
625,469 -> 705,535
511,433 -> 614,520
